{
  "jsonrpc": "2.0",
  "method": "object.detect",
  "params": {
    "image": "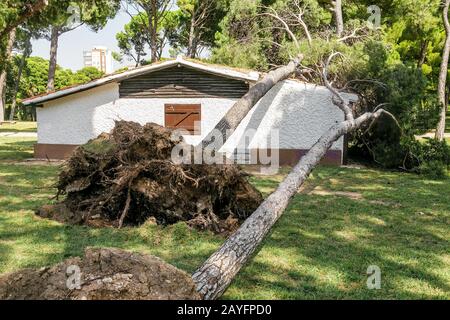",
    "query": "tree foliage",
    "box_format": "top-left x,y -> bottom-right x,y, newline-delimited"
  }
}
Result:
4,56 -> 104,120
210,0 -> 448,173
